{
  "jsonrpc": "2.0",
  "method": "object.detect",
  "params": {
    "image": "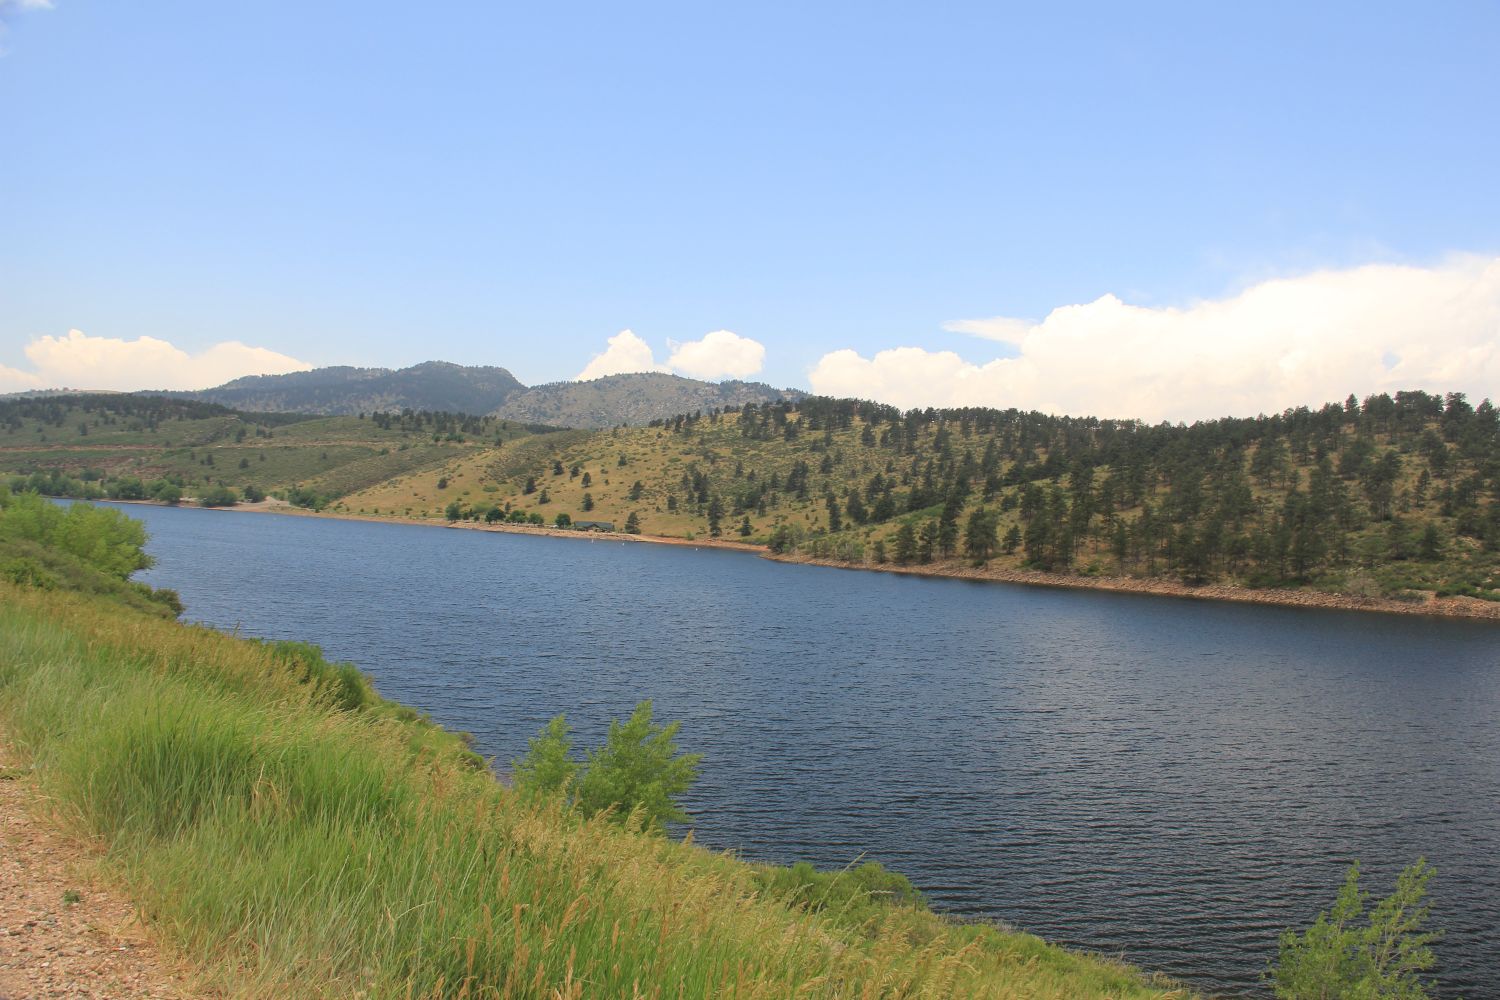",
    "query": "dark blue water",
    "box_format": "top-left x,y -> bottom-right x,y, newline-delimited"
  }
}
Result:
117,503 -> 1498,997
